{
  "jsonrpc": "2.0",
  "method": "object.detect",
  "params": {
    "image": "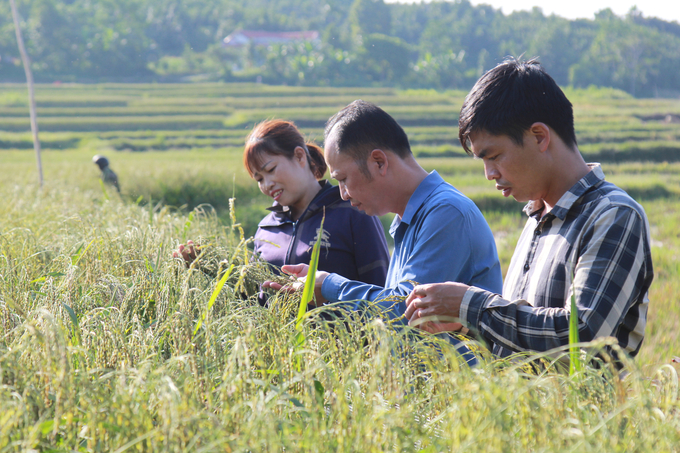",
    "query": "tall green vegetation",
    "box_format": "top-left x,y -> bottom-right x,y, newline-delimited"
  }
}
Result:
349,0 -> 391,36
1,0 -> 680,95
1,78 -> 679,449
1,172 -> 680,450
569,292 -> 583,376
